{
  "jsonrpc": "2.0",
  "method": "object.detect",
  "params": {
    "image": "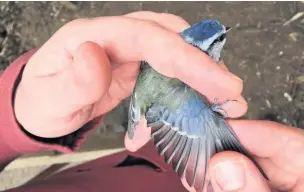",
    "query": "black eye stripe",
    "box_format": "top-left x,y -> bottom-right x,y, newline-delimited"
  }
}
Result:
215,34 -> 226,42
210,33 -> 226,47
219,34 -> 226,41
